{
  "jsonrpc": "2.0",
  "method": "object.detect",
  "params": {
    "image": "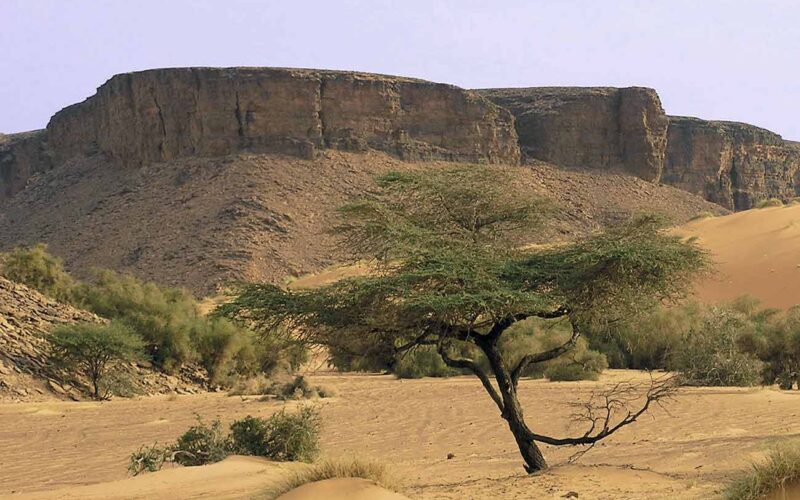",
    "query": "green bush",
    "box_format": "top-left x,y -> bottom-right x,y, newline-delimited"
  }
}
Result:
545,348 -> 608,381
48,321 -> 144,400
394,345 -> 466,379
172,417 -> 231,466
0,243 -> 75,302
248,406 -> 321,462
724,442 -> 800,500
670,307 -> 763,386
738,306 -> 800,388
